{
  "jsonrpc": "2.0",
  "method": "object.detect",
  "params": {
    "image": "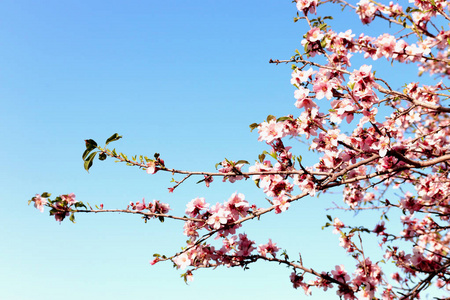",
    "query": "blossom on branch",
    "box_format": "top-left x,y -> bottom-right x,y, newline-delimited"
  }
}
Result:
31,0 -> 450,298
